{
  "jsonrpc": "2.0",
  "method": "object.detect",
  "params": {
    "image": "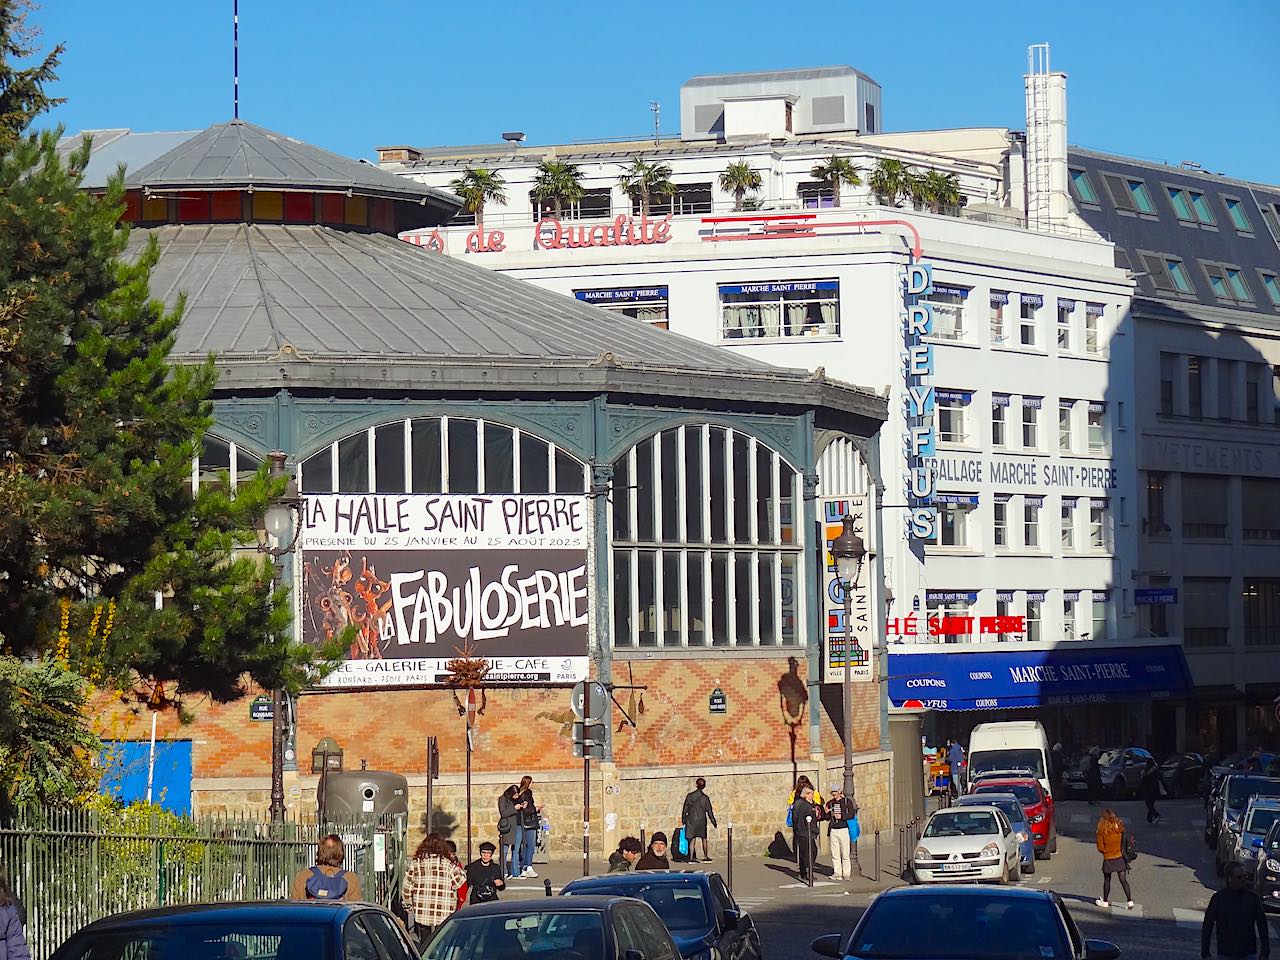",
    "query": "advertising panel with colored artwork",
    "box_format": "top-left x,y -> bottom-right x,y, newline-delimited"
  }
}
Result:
822,496 -> 873,684
301,494 -> 590,687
